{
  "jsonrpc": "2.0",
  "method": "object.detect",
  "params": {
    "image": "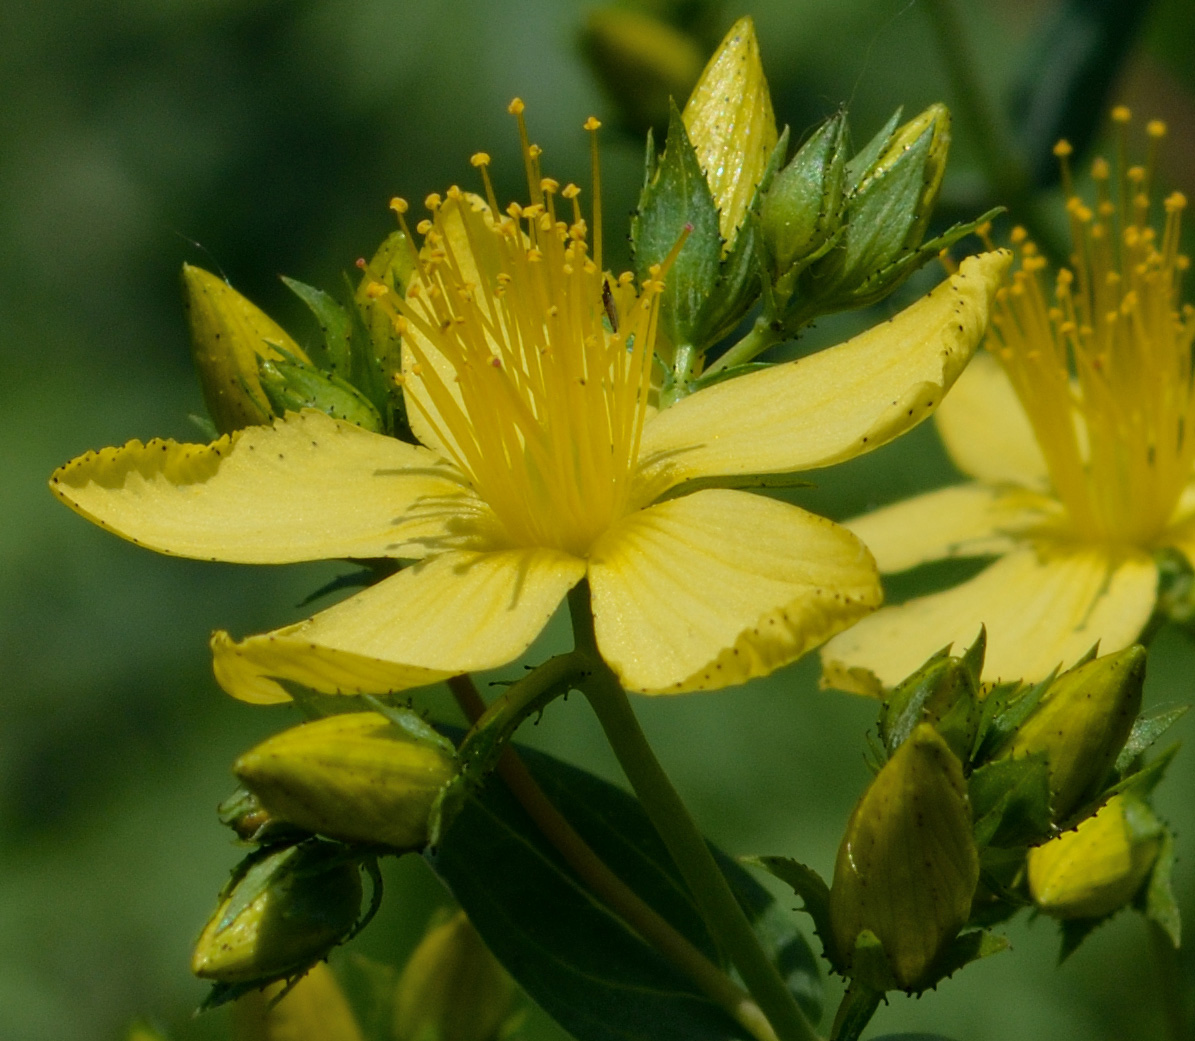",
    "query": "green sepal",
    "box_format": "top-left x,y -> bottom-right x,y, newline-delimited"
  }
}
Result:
743,855 -> 838,972
847,929 -> 898,993
259,350 -> 383,432
923,929 -> 1010,987
188,413 -> 219,440
969,753 -> 1054,848
844,109 -> 903,192
1099,741 -> 1180,805
281,276 -> 354,378
631,101 -> 723,356
1116,704 -> 1189,773
689,360 -> 771,391
655,470 -> 813,503
1057,916 -> 1103,964
971,672 -> 1054,765
1141,825 -> 1181,947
